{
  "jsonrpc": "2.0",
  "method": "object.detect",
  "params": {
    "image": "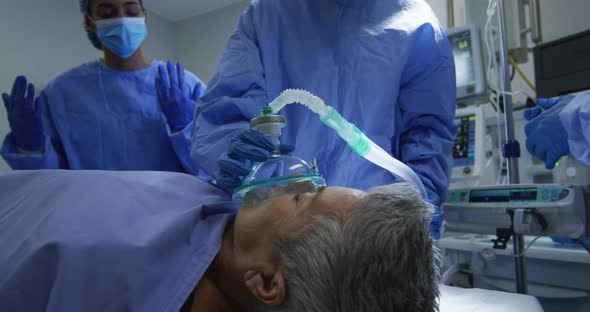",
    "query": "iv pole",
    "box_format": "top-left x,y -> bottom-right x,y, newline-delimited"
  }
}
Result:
496,0 -> 528,294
